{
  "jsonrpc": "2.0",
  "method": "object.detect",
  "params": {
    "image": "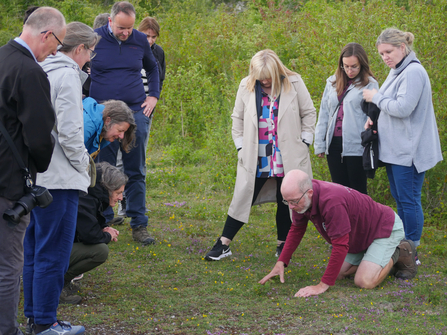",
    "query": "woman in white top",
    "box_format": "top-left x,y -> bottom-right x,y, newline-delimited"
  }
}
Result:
315,43 -> 378,194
